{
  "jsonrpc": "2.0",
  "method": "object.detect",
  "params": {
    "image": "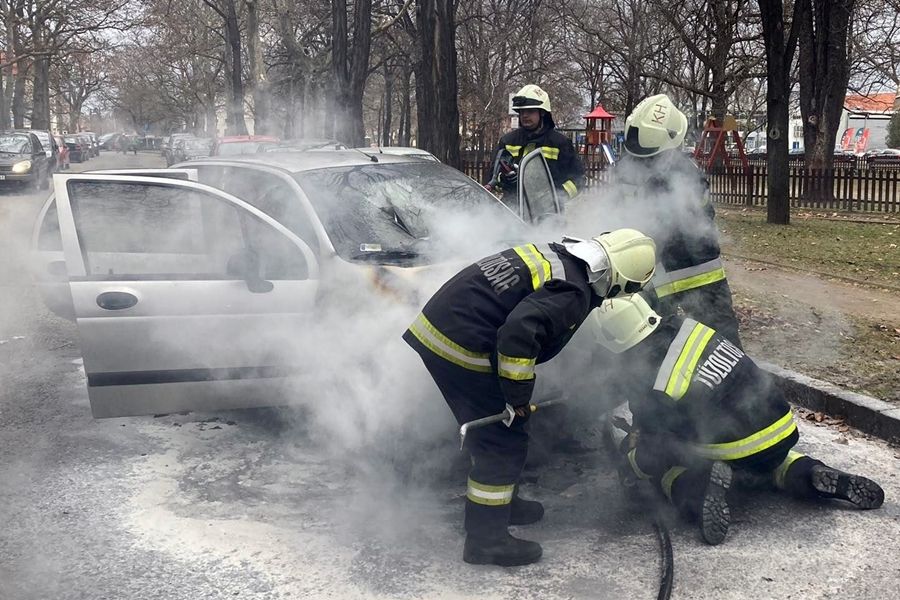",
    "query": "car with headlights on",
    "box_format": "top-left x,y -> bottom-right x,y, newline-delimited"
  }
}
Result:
0,131 -> 50,190
31,150 -> 561,418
